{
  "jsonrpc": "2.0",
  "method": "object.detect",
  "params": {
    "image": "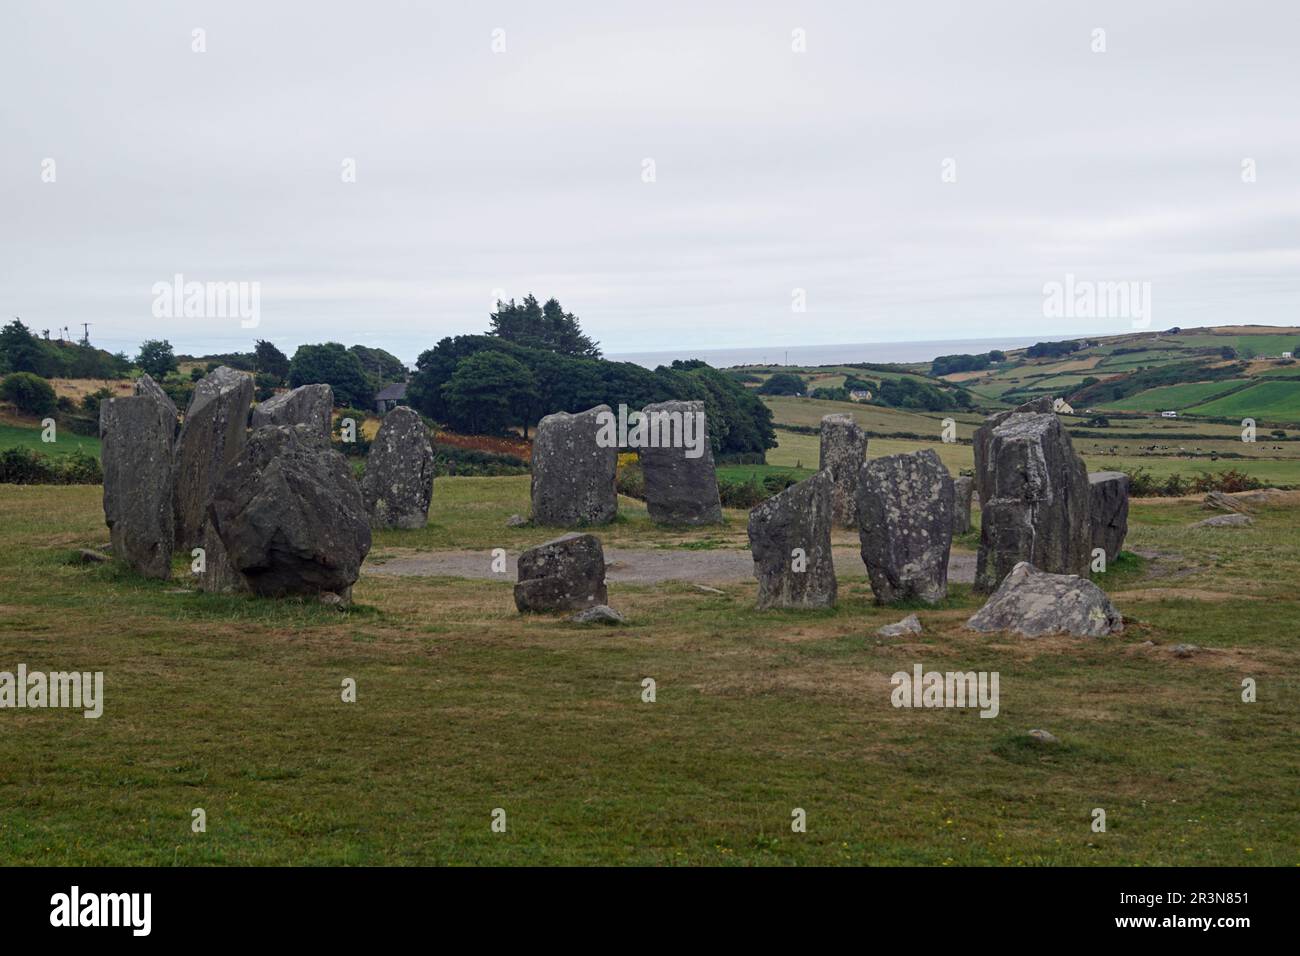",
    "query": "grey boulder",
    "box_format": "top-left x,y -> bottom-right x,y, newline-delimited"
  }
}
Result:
639,400 -> 723,525
966,562 -> 1123,637
856,449 -> 954,604
530,404 -> 617,526
877,614 -> 922,638
1088,471 -> 1129,564
514,533 -> 608,612
251,383 -> 333,439
952,475 -> 975,535
974,408 -> 1091,592
99,395 -> 176,579
819,413 -> 869,528
209,424 -> 372,598
1191,513 -> 1253,528
747,469 -> 837,609
173,366 -> 253,550
360,406 -> 435,529
569,604 -> 625,625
